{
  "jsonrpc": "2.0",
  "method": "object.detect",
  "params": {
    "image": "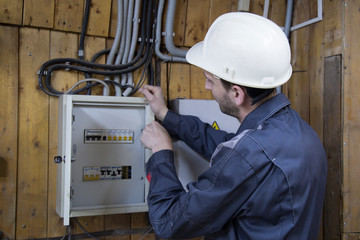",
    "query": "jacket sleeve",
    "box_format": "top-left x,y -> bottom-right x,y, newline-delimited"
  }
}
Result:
146,147 -> 257,239
162,110 -> 237,159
